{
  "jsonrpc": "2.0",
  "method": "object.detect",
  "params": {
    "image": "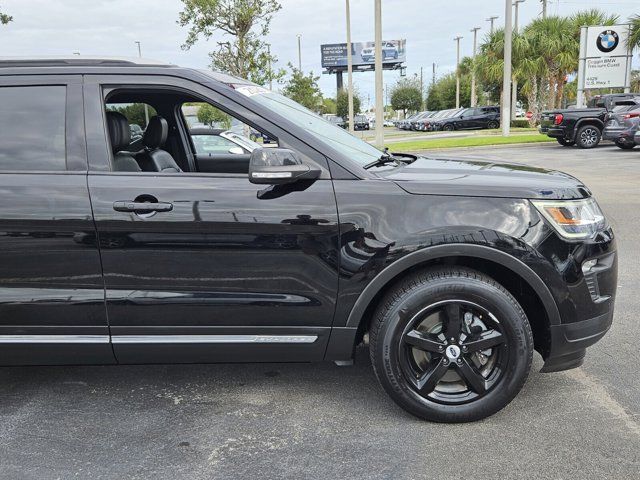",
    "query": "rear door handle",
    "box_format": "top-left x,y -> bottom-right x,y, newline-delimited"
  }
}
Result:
113,201 -> 173,213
